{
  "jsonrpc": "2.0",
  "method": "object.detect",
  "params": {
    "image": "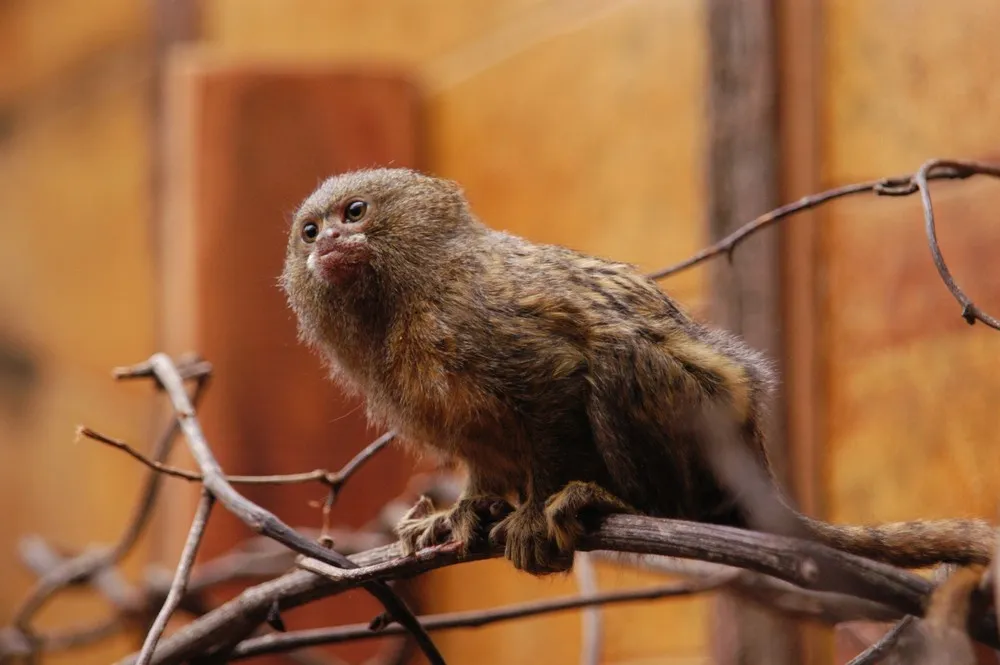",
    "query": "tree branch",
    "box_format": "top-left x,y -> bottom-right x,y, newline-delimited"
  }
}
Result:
124,353 -> 445,665
8,158 -> 1000,664
845,617 -> 916,665
78,426 -> 395,490
914,159 -> 1000,330
118,513 -> 1000,665
136,490 -> 214,665
223,572 -> 736,661
648,158 -> 1000,335
7,356 -> 211,649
